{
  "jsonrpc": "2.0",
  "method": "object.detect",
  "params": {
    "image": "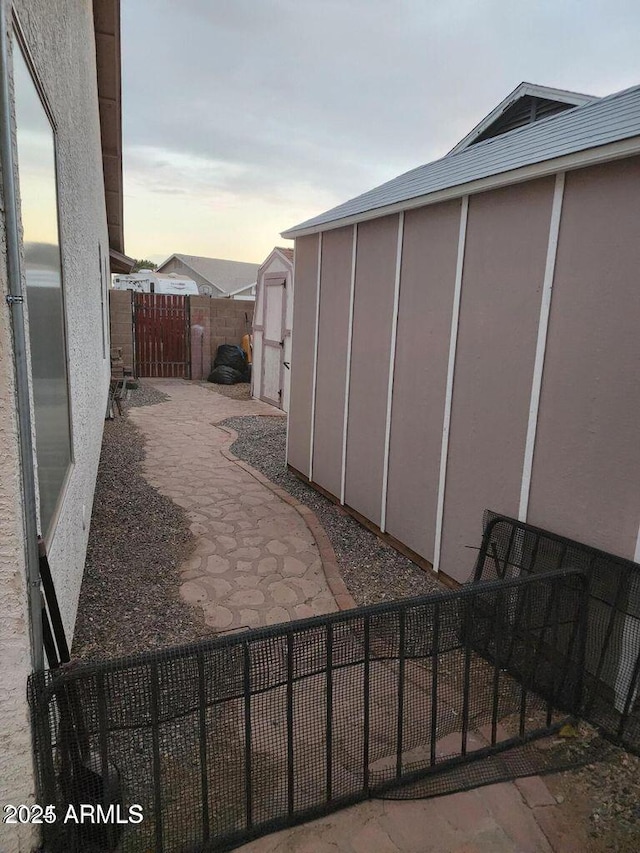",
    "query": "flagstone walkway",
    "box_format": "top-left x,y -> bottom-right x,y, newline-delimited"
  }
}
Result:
129,382 -> 340,633
129,380 -> 582,853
